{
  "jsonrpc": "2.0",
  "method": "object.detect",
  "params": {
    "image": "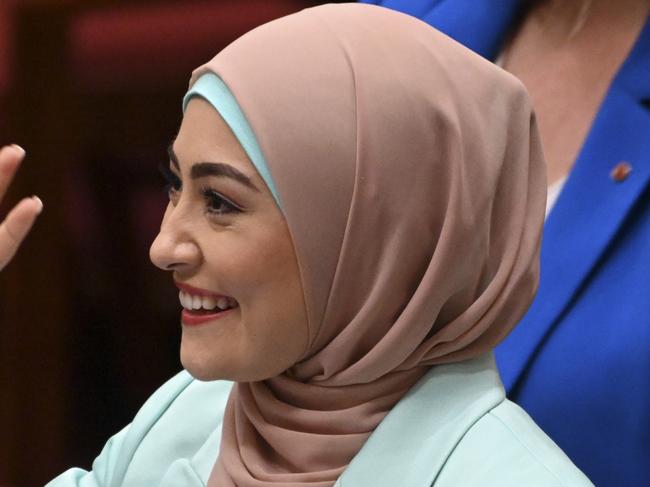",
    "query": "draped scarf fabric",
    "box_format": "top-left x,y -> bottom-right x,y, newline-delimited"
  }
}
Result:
184,4 -> 547,486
